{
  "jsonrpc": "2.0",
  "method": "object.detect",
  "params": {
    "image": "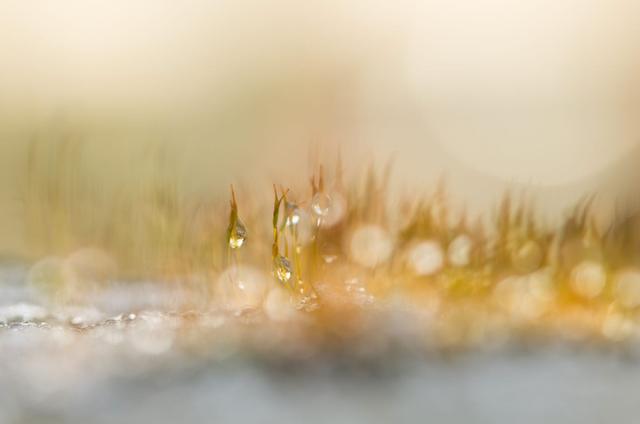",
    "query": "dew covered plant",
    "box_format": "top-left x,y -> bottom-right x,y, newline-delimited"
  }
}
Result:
13,136 -> 640,352
227,186 -> 247,251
